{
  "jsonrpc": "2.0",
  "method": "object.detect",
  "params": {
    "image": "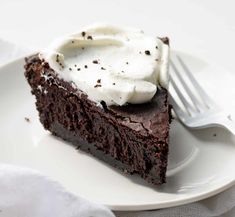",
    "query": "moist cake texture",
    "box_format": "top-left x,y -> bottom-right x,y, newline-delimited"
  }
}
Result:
24,24 -> 171,185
